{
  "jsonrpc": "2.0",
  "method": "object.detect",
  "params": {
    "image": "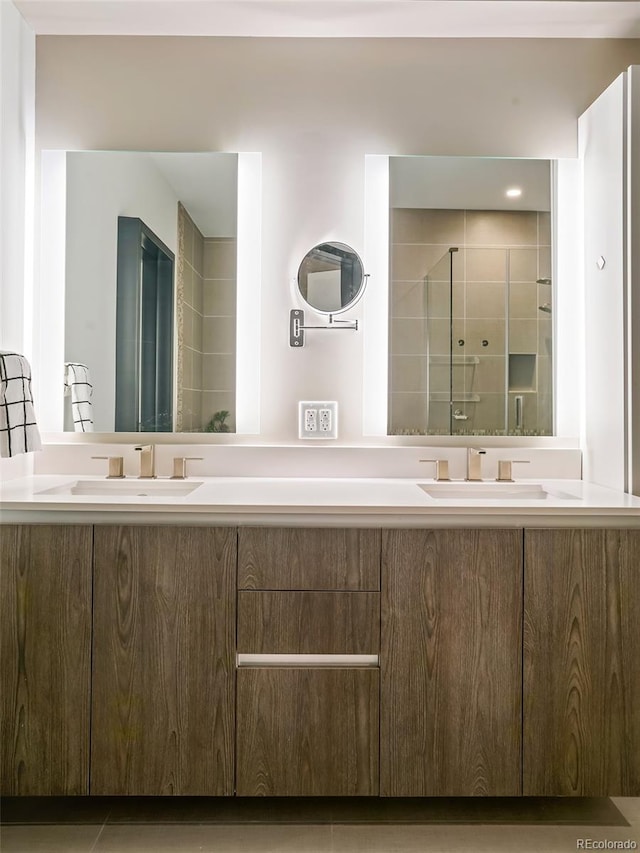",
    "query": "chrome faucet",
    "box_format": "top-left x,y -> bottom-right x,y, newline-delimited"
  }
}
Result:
134,444 -> 155,479
466,447 -> 486,481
